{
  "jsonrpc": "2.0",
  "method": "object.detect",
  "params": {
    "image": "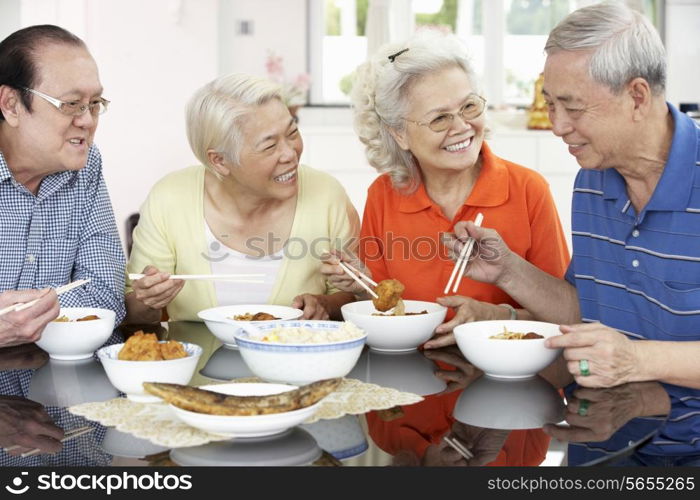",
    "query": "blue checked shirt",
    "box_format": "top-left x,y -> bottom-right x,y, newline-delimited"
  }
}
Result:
0,145 -> 125,324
